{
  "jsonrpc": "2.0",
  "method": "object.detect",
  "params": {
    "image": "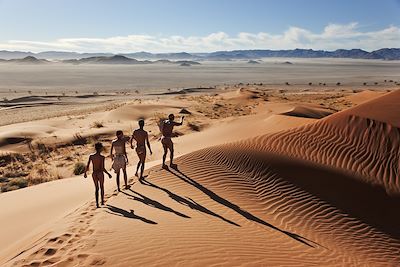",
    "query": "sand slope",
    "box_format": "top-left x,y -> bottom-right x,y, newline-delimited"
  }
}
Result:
3,90 -> 400,266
